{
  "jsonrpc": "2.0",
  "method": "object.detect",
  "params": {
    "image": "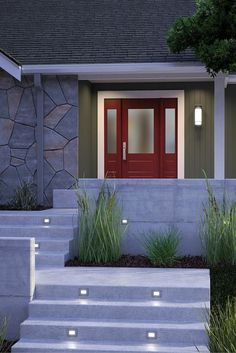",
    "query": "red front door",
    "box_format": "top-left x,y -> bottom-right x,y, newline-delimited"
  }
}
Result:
104,98 -> 177,178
